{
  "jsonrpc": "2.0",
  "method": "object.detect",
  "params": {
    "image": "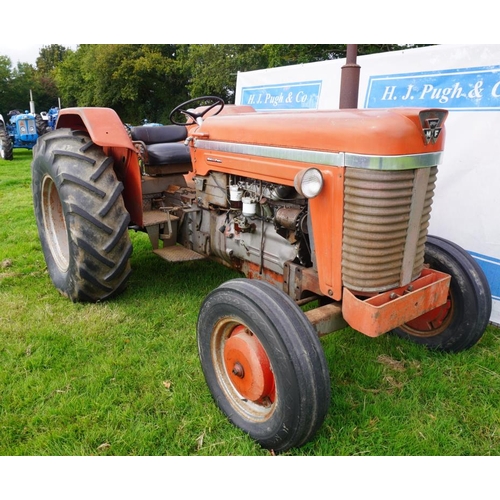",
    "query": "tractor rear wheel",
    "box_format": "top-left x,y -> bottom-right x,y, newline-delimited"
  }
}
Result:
392,235 -> 491,352
0,125 -> 13,160
31,128 -> 133,302
197,278 -> 331,452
